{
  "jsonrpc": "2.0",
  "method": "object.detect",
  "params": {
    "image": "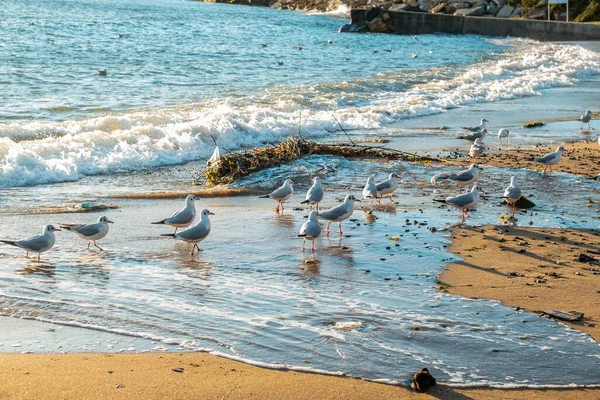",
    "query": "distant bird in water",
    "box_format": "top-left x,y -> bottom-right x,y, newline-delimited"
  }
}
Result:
469,137 -> 484,158
375,173 -> 399,204
385,48 -> 392,52
260,43 -> 267,48
298,45 -> 303,50
97,69 -> 107,76
327,39 -> 333,44
277,61 -> 284,66
362,176 -> 378,202
461,118 -> 488,132
579,110 -> 592,130
458,128 -> 487,143
497,128 -> 510,144
502,176 -> 522,216
412,53 -> 418,59
531,146 -> 564,175
318,194 -> 360,235
372,50 -> 379,54
0,225 -> 62,261
60,216 -> 113,251
259,179 -> 294,213
429,49 -> 434,54
162,209 -> 213,256
434,185 -> 483,224
344,57 -> 349,61
431,163 -> 481,193
301,176 -> 324,211
414,35 -> 419,40
412,368 -> 436,393
118,34 -> 124,38
152,194 -> 198,234
298,211 -> 321,252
